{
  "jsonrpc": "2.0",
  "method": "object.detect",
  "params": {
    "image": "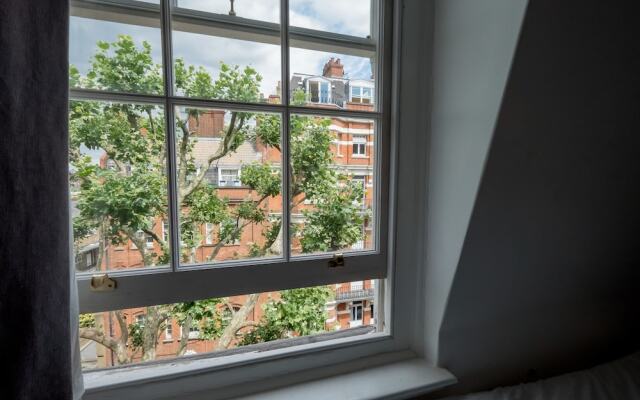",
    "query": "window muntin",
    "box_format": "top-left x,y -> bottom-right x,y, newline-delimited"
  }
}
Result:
70,0 -> 388,354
